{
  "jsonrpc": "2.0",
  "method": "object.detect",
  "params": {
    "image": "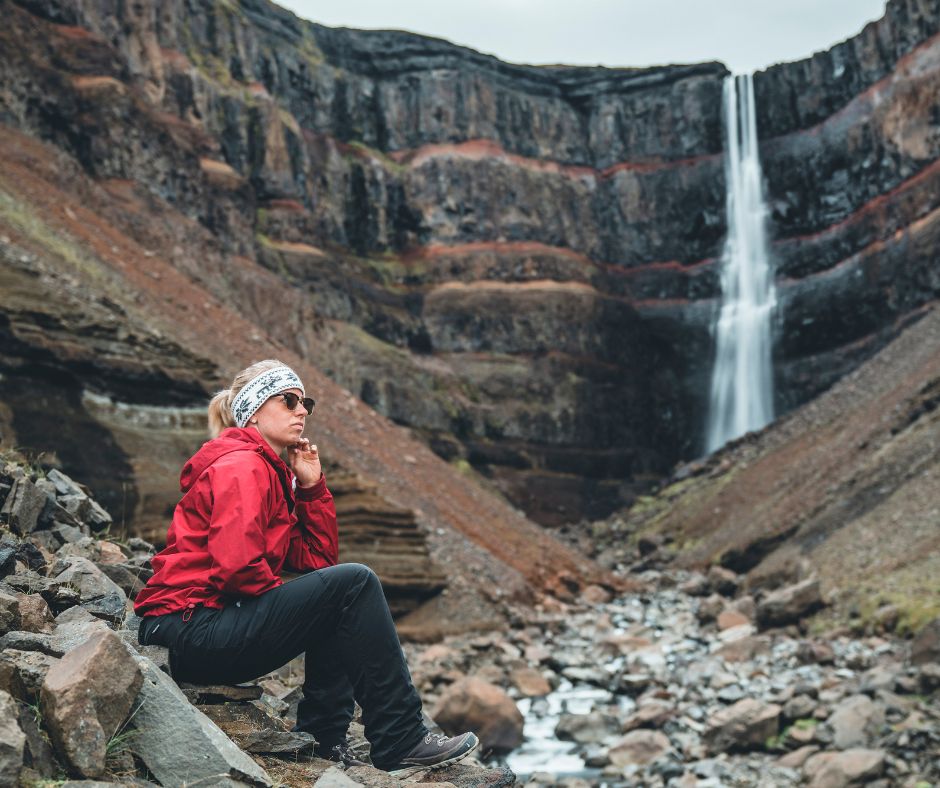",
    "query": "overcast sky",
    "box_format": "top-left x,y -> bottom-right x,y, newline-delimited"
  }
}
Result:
278,0 -> 887,75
